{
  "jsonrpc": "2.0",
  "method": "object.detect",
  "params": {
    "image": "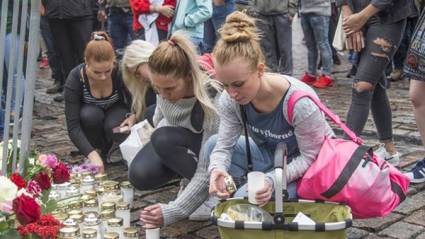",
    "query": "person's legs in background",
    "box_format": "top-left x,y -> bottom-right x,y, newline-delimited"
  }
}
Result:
41,16 -> 64,94
274,14 -> 293,75
257,14 -> 280,73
